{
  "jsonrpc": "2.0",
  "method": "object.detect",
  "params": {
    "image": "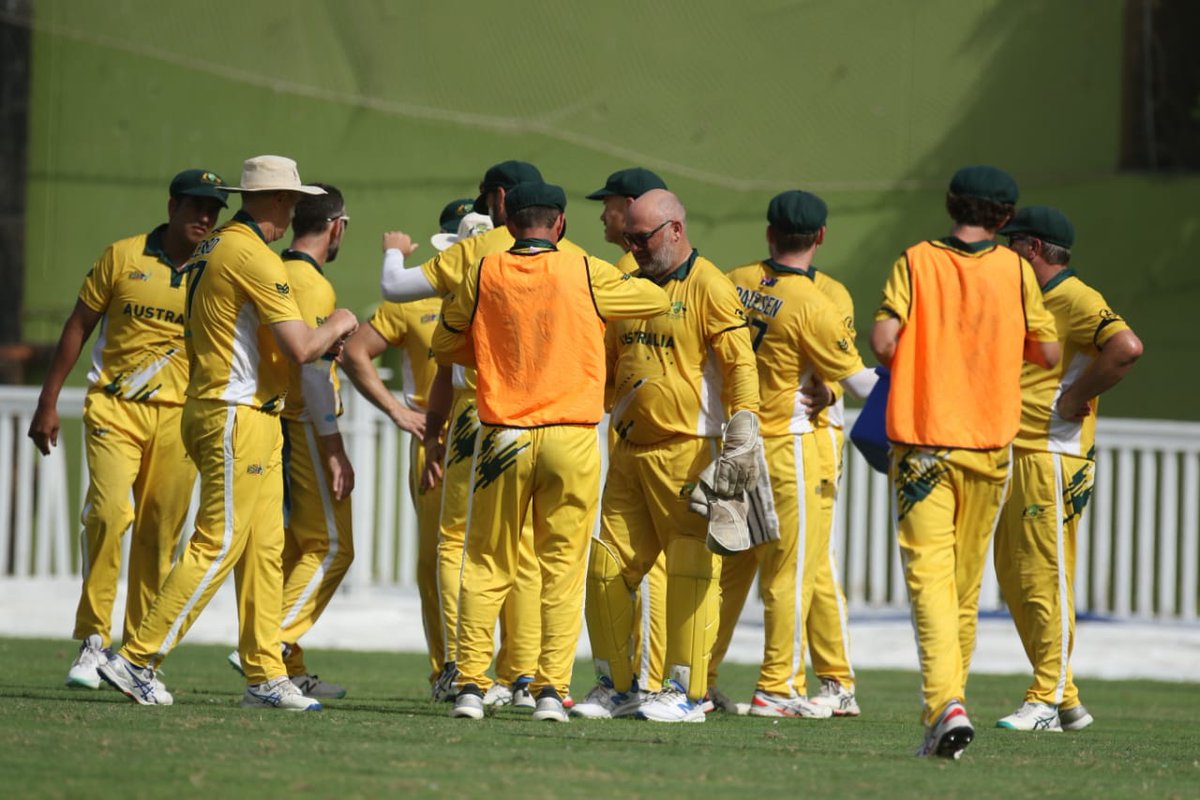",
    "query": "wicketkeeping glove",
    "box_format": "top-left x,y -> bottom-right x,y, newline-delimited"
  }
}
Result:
688,463 -> 752,556
713,410 -> 760,497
